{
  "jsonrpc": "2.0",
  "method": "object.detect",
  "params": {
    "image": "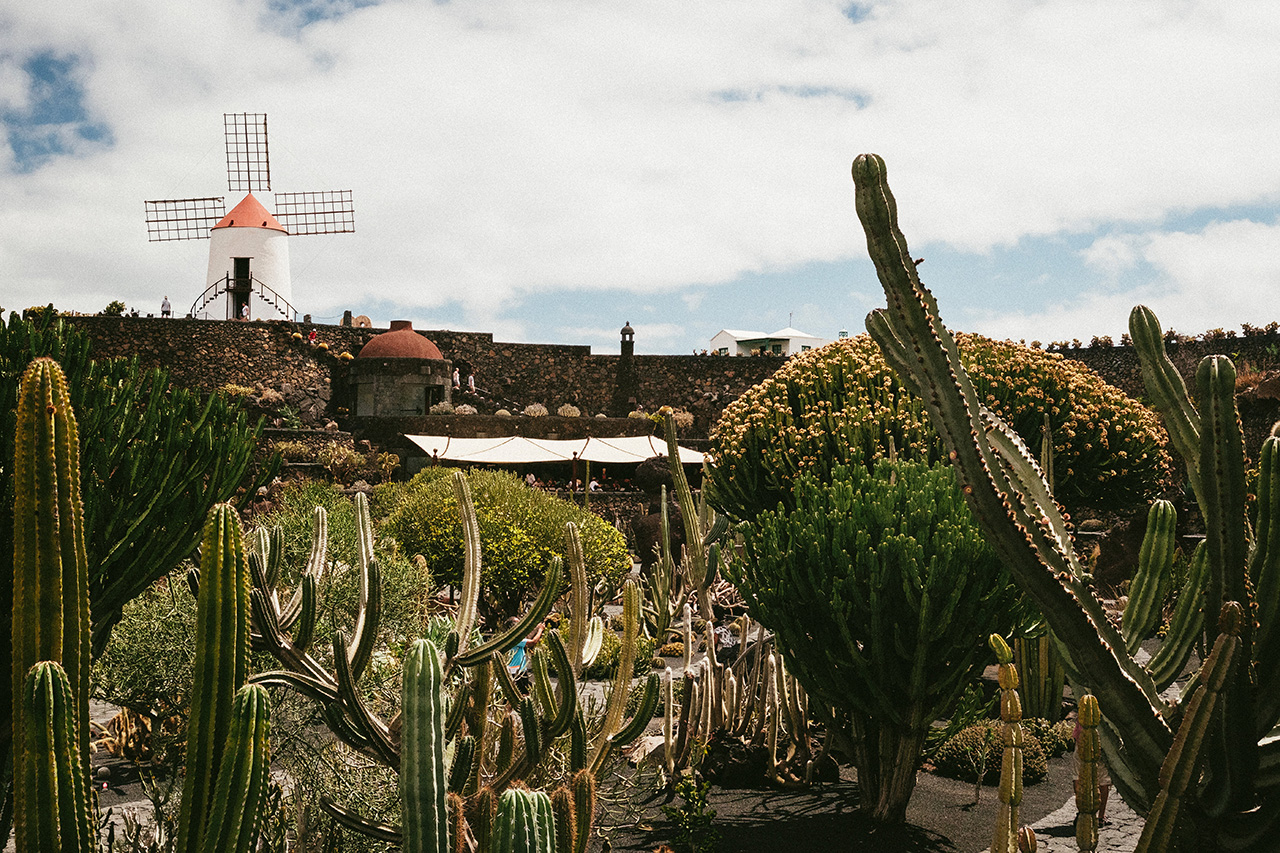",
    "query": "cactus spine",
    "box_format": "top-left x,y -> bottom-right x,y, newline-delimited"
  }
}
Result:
11,358 -> 91,851
403,639 -> 450,853
19,661 -> 92,853
176,503 -> 254,852
989,634 -> 1024,853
